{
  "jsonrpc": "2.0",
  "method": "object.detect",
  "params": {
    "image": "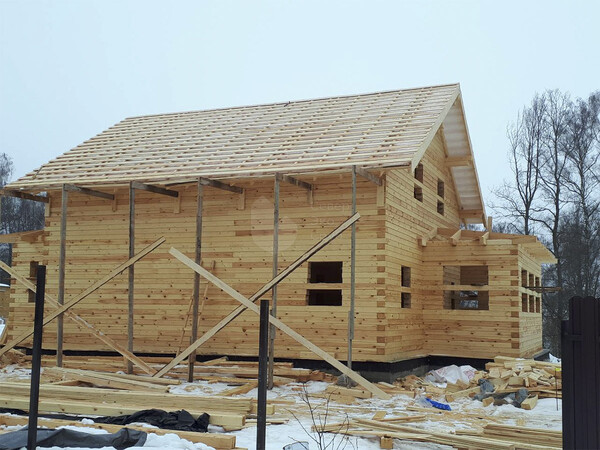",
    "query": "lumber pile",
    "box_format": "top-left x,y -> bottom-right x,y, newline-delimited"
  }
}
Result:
313,413 -> 562,450
32,354 -> 329,383
484,356 -> 562,399
0,414 -> 242,450
388,356 -> 561,410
